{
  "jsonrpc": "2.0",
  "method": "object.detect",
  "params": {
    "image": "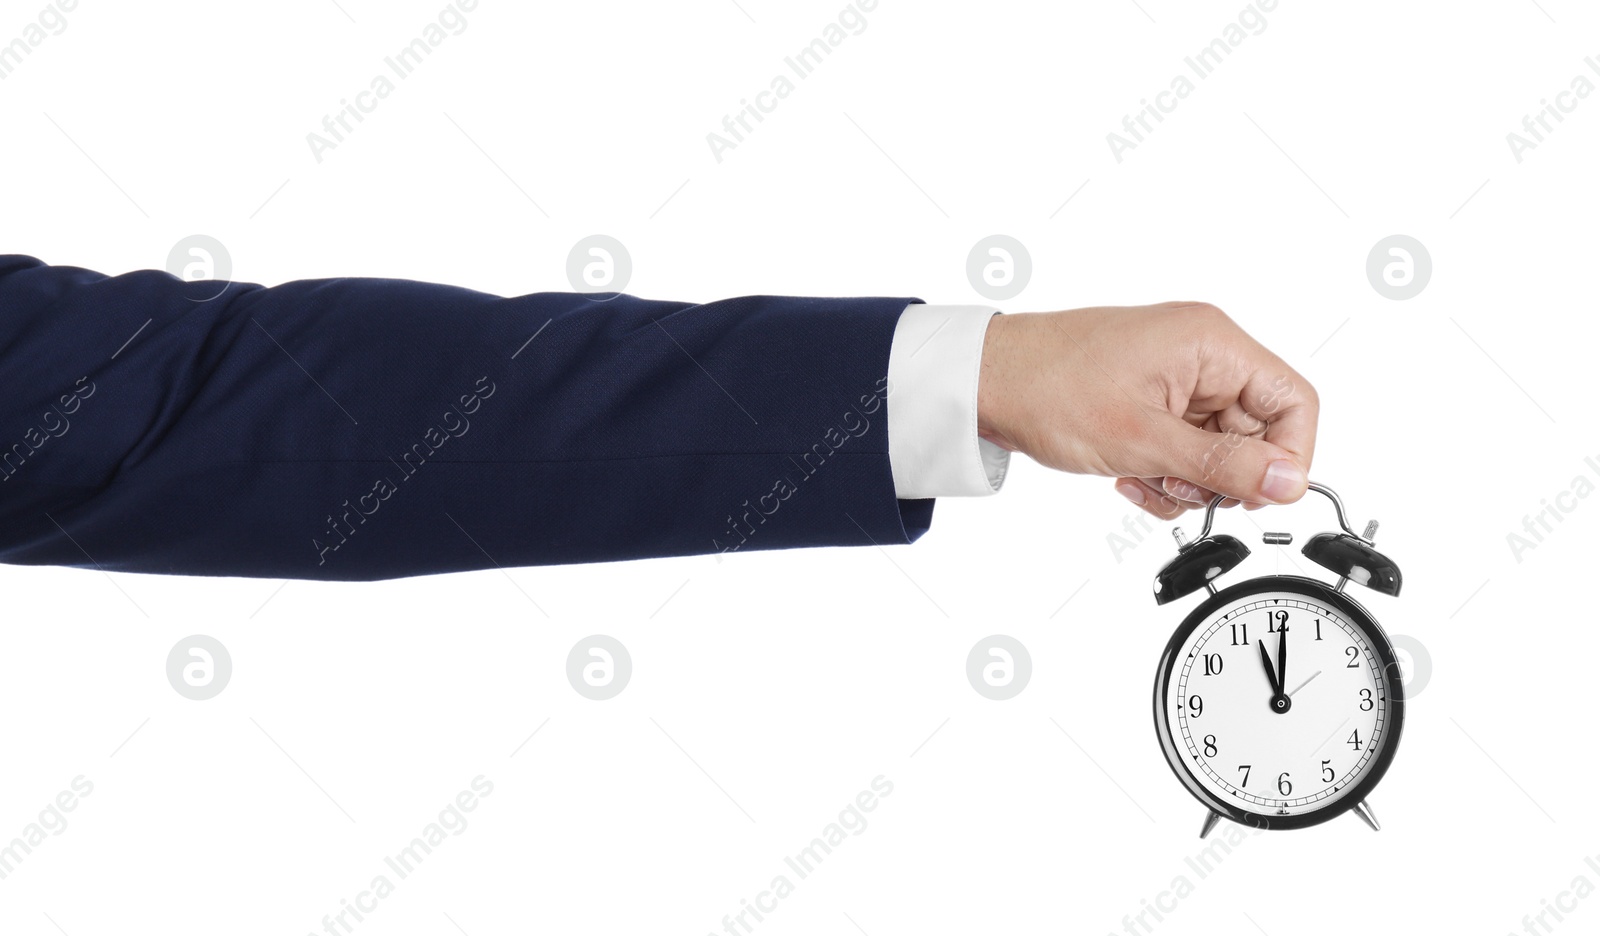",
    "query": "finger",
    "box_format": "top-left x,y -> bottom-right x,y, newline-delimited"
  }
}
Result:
1214,400 -> 1267,439
1222,352 -> 1324,492
1161,476 -> 1217,506
1235,363 -> 1319,485
1187,323 -> 1320,500
1133,412 -> 1310,506
1115,477 -> 1191,519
